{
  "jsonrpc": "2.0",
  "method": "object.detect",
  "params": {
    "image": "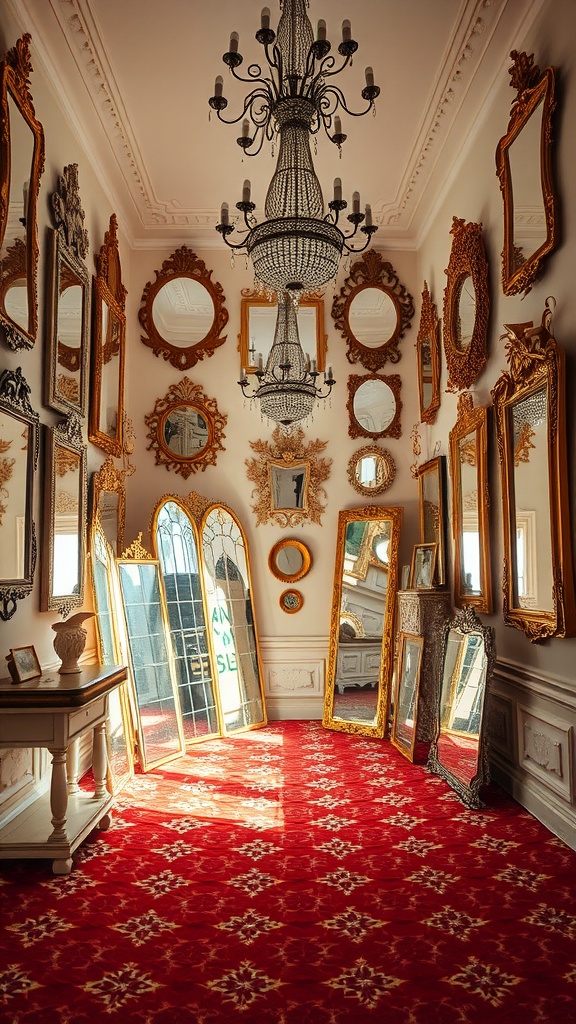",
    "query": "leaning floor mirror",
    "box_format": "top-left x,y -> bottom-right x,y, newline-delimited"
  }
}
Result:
427,606 -> 495,808
323,506 -> 402,738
